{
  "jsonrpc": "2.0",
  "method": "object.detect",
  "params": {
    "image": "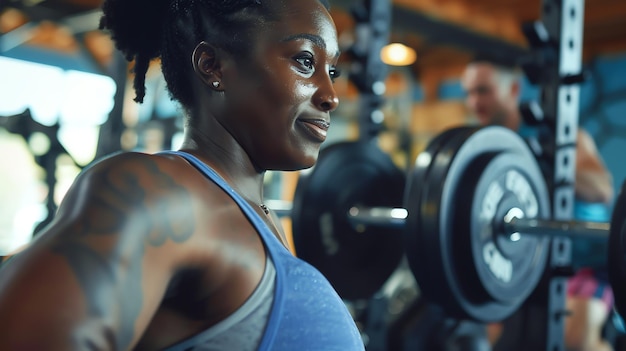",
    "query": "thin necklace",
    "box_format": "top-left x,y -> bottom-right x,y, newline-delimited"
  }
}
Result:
258,203 -> 289,248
